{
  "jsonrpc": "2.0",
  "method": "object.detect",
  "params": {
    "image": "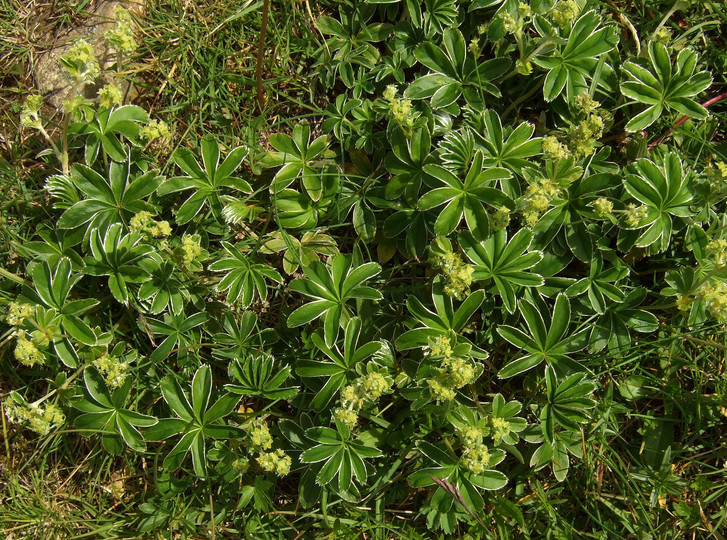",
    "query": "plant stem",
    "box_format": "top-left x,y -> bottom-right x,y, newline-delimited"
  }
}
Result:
648,90 -> 727,150
256,0 -> 270,113
0,266 -> 31,286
